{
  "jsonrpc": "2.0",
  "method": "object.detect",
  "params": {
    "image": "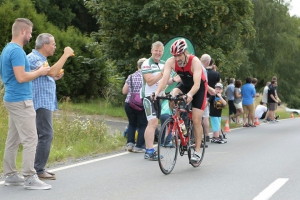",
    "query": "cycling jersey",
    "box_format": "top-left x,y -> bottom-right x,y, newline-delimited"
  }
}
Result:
174,55 -> 208,110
